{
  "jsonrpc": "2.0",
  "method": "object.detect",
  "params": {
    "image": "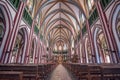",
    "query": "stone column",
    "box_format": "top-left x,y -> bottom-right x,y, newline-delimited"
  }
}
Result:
86,20 -> 97,63
4,0 -> 27,63
95,0 -> 119,63
24,19 -> 35,63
